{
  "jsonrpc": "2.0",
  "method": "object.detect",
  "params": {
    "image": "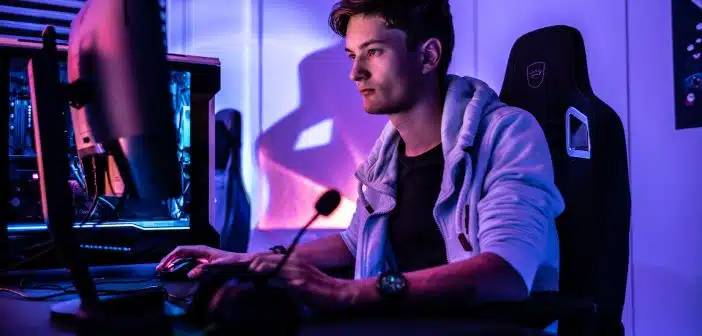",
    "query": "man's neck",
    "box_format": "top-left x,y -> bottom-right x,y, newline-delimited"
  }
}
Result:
389,89 -> 443,157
